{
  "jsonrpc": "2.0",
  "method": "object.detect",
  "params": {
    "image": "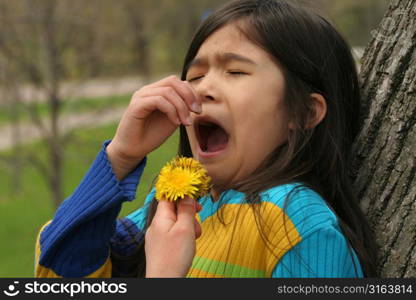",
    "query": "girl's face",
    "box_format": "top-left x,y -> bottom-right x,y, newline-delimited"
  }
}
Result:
185,22 -> 289,198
